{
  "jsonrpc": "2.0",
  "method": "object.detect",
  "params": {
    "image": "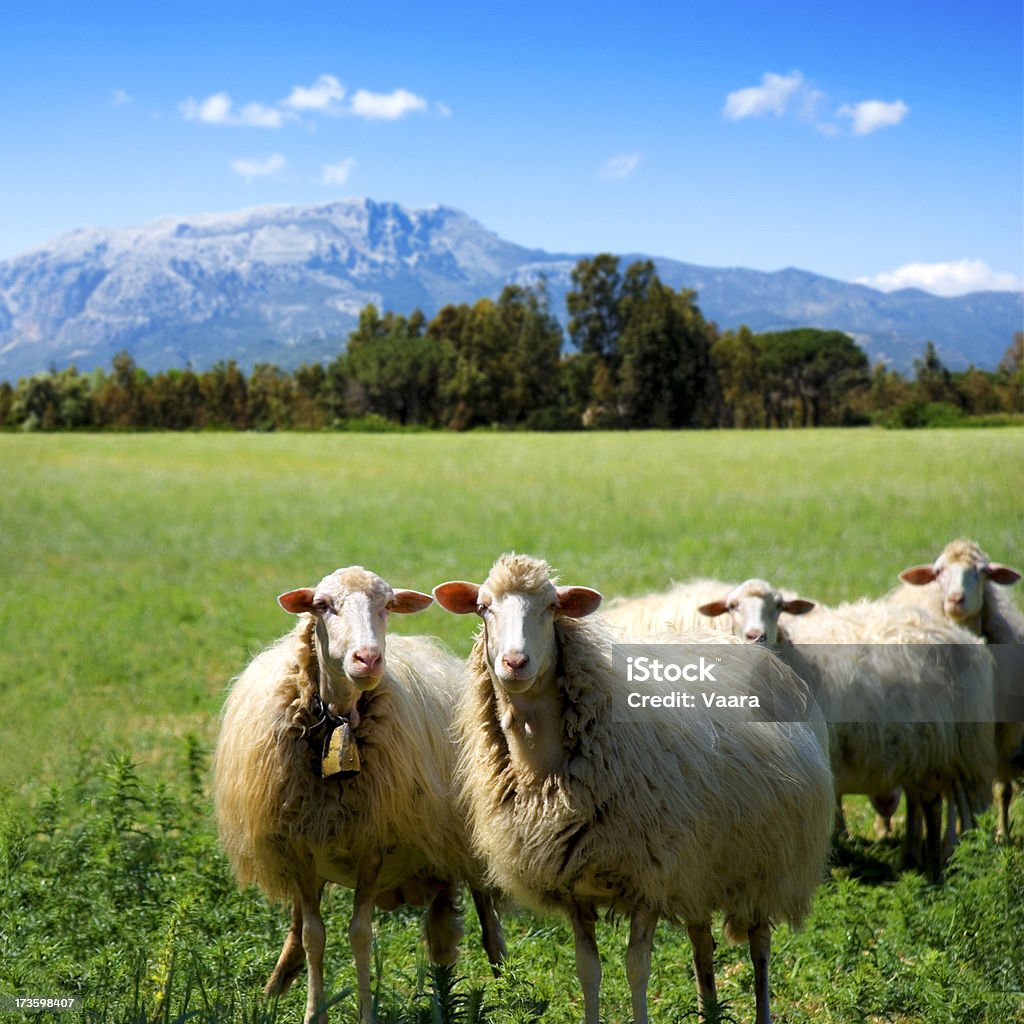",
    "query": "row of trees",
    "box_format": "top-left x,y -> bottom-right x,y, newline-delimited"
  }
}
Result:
2,256 -> 1021,431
